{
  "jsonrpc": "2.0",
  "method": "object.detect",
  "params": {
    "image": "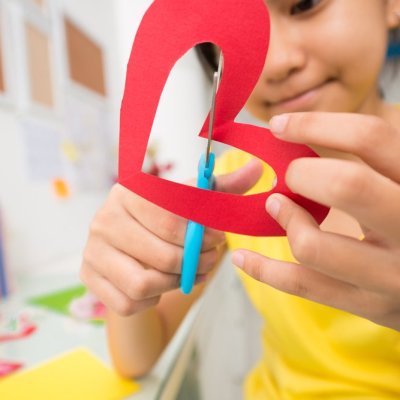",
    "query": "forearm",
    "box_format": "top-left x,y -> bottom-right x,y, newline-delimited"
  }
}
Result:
106,307 -> 166,378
